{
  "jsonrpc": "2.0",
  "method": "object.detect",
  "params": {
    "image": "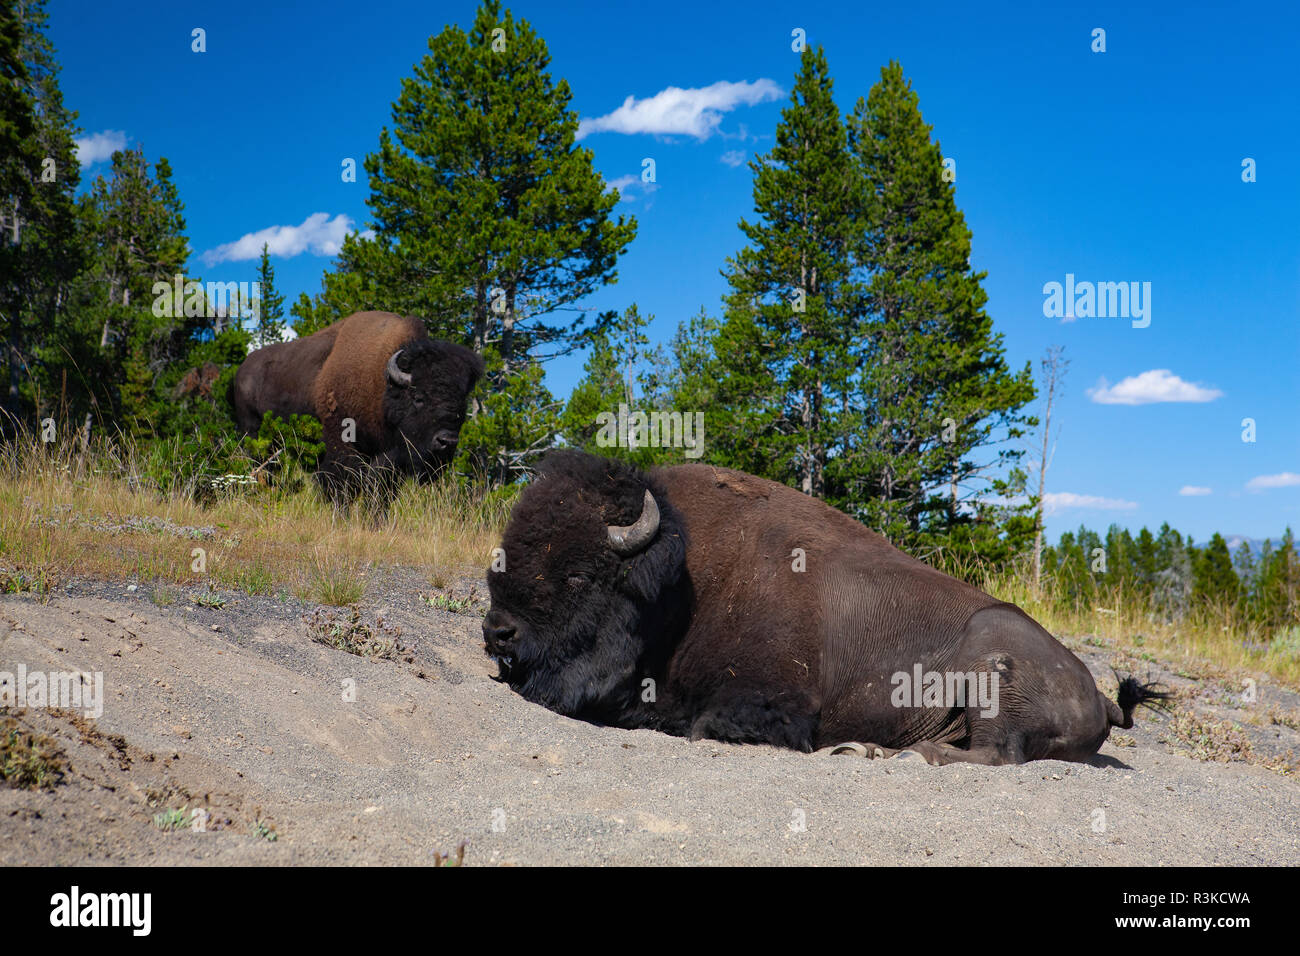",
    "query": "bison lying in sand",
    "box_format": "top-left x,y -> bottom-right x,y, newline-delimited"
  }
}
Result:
483,450 -> 1169,765
233,311 -> 483,502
